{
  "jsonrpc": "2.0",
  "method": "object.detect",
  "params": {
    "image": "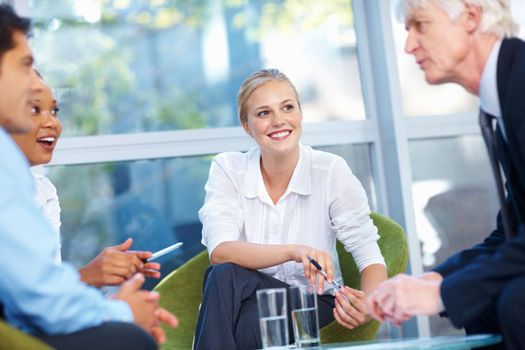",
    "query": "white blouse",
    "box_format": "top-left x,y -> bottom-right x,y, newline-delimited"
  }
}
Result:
199,144 -> 385,293
32,168 -> 62,263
